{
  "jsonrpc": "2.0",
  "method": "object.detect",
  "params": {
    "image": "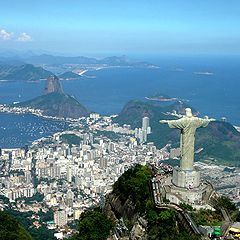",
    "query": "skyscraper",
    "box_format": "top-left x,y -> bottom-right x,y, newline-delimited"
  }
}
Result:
134,117 -> 151,143
141,117 -> 151,143
142,116 -> 150,131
